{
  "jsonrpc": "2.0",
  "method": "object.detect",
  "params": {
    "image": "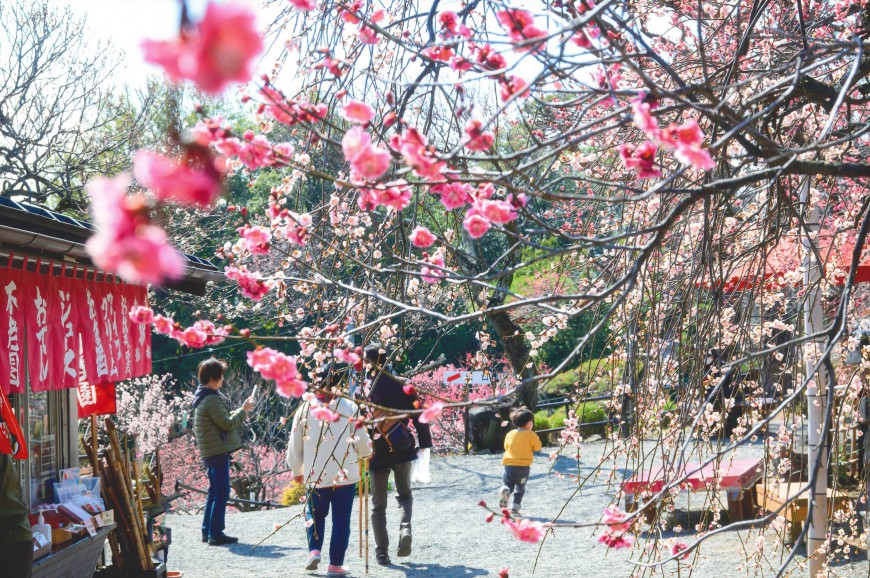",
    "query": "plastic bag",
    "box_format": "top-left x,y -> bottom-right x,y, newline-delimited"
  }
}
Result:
410,448 -> 431,484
